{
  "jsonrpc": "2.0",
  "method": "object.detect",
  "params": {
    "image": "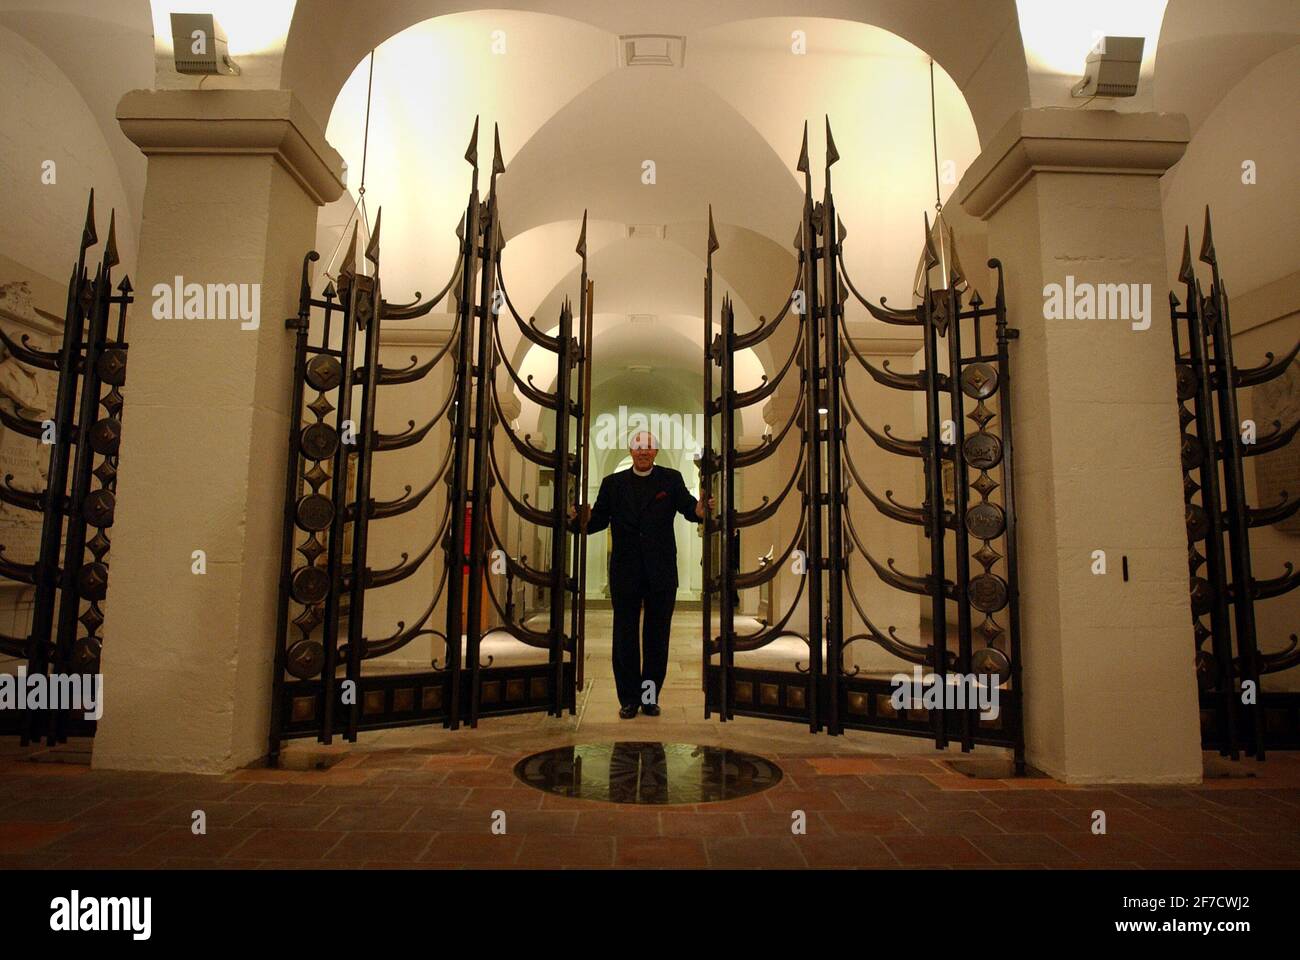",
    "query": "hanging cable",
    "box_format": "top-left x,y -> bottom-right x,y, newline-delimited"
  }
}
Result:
324,48 -> 376,281
929,58 -> 942,213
